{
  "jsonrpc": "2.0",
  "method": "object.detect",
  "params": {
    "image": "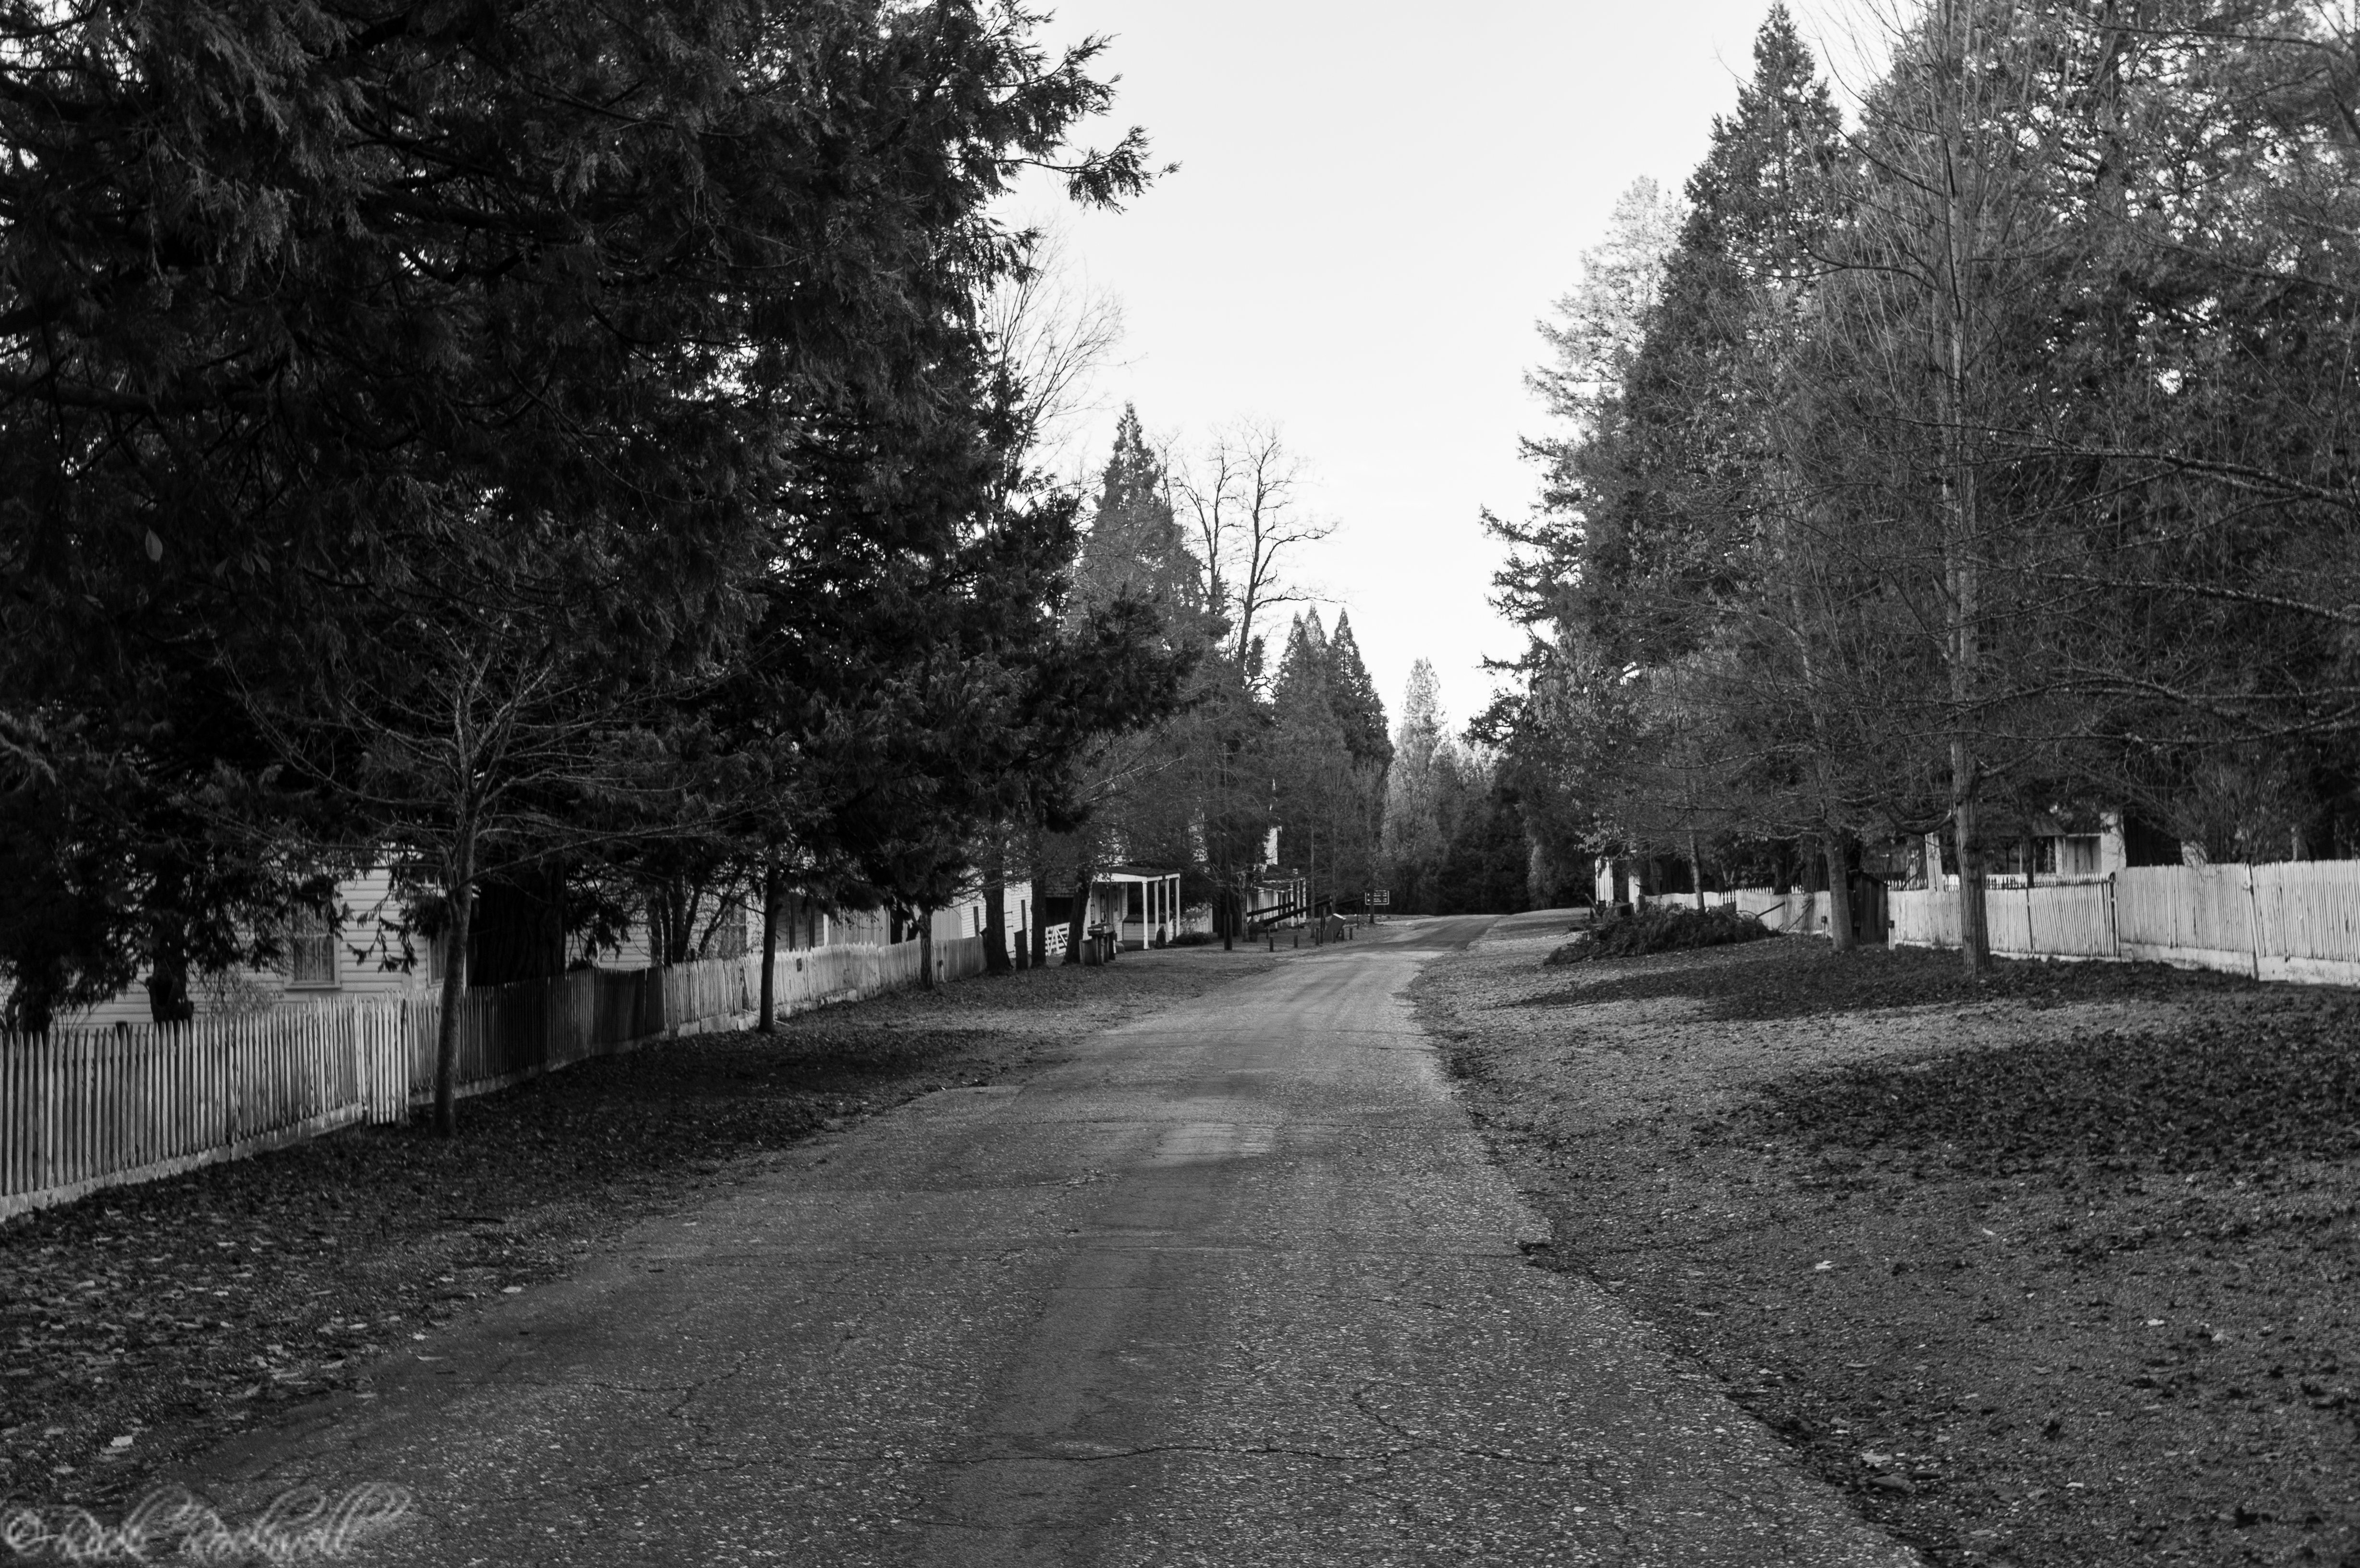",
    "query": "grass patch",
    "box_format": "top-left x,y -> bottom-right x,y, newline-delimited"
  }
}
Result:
1732,1006 -> 2360,1176
1421,931 -> 2360,1568
1528,937 -> 2254,1021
